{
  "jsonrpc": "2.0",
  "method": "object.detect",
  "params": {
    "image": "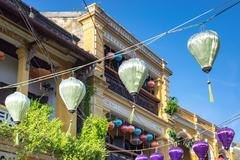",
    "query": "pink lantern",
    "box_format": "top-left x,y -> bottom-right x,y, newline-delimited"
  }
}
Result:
151,141 -> 159,148
127,125 -> 135,133
120,125 -> 128,134
140,134 -> 147,142
0,51 -> 5,61
106,52 -> 115,60
108,121 -> 115,131
147,80 -> 155,88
